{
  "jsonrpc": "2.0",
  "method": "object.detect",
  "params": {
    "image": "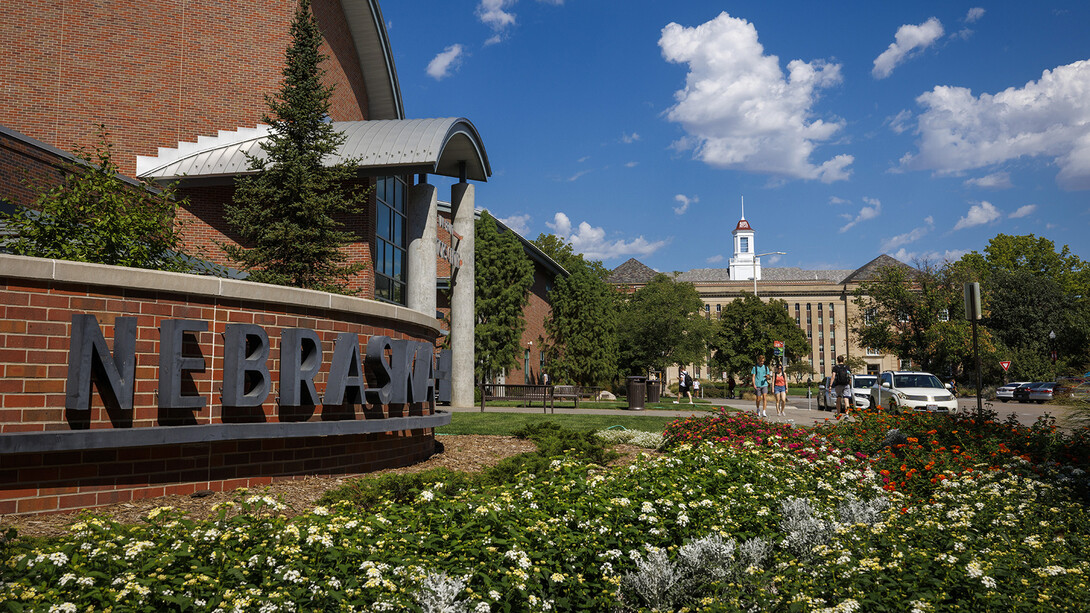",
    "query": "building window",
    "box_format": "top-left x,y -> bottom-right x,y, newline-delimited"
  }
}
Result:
807,329 -> 812,339
819,358 -> 825,371
938,308 -> 949,322
818,330 -> 824,339
716,304 -> 721,313
375,176 -> 407,304
695,367 -> 701,378
866,347 -> 880,356
900,358 -> 912,370
524,349 -> 531,383
864,308 -> 877,326
829,304 -> 835,324
705,304 -> 711,318
740,237 -> 749,253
